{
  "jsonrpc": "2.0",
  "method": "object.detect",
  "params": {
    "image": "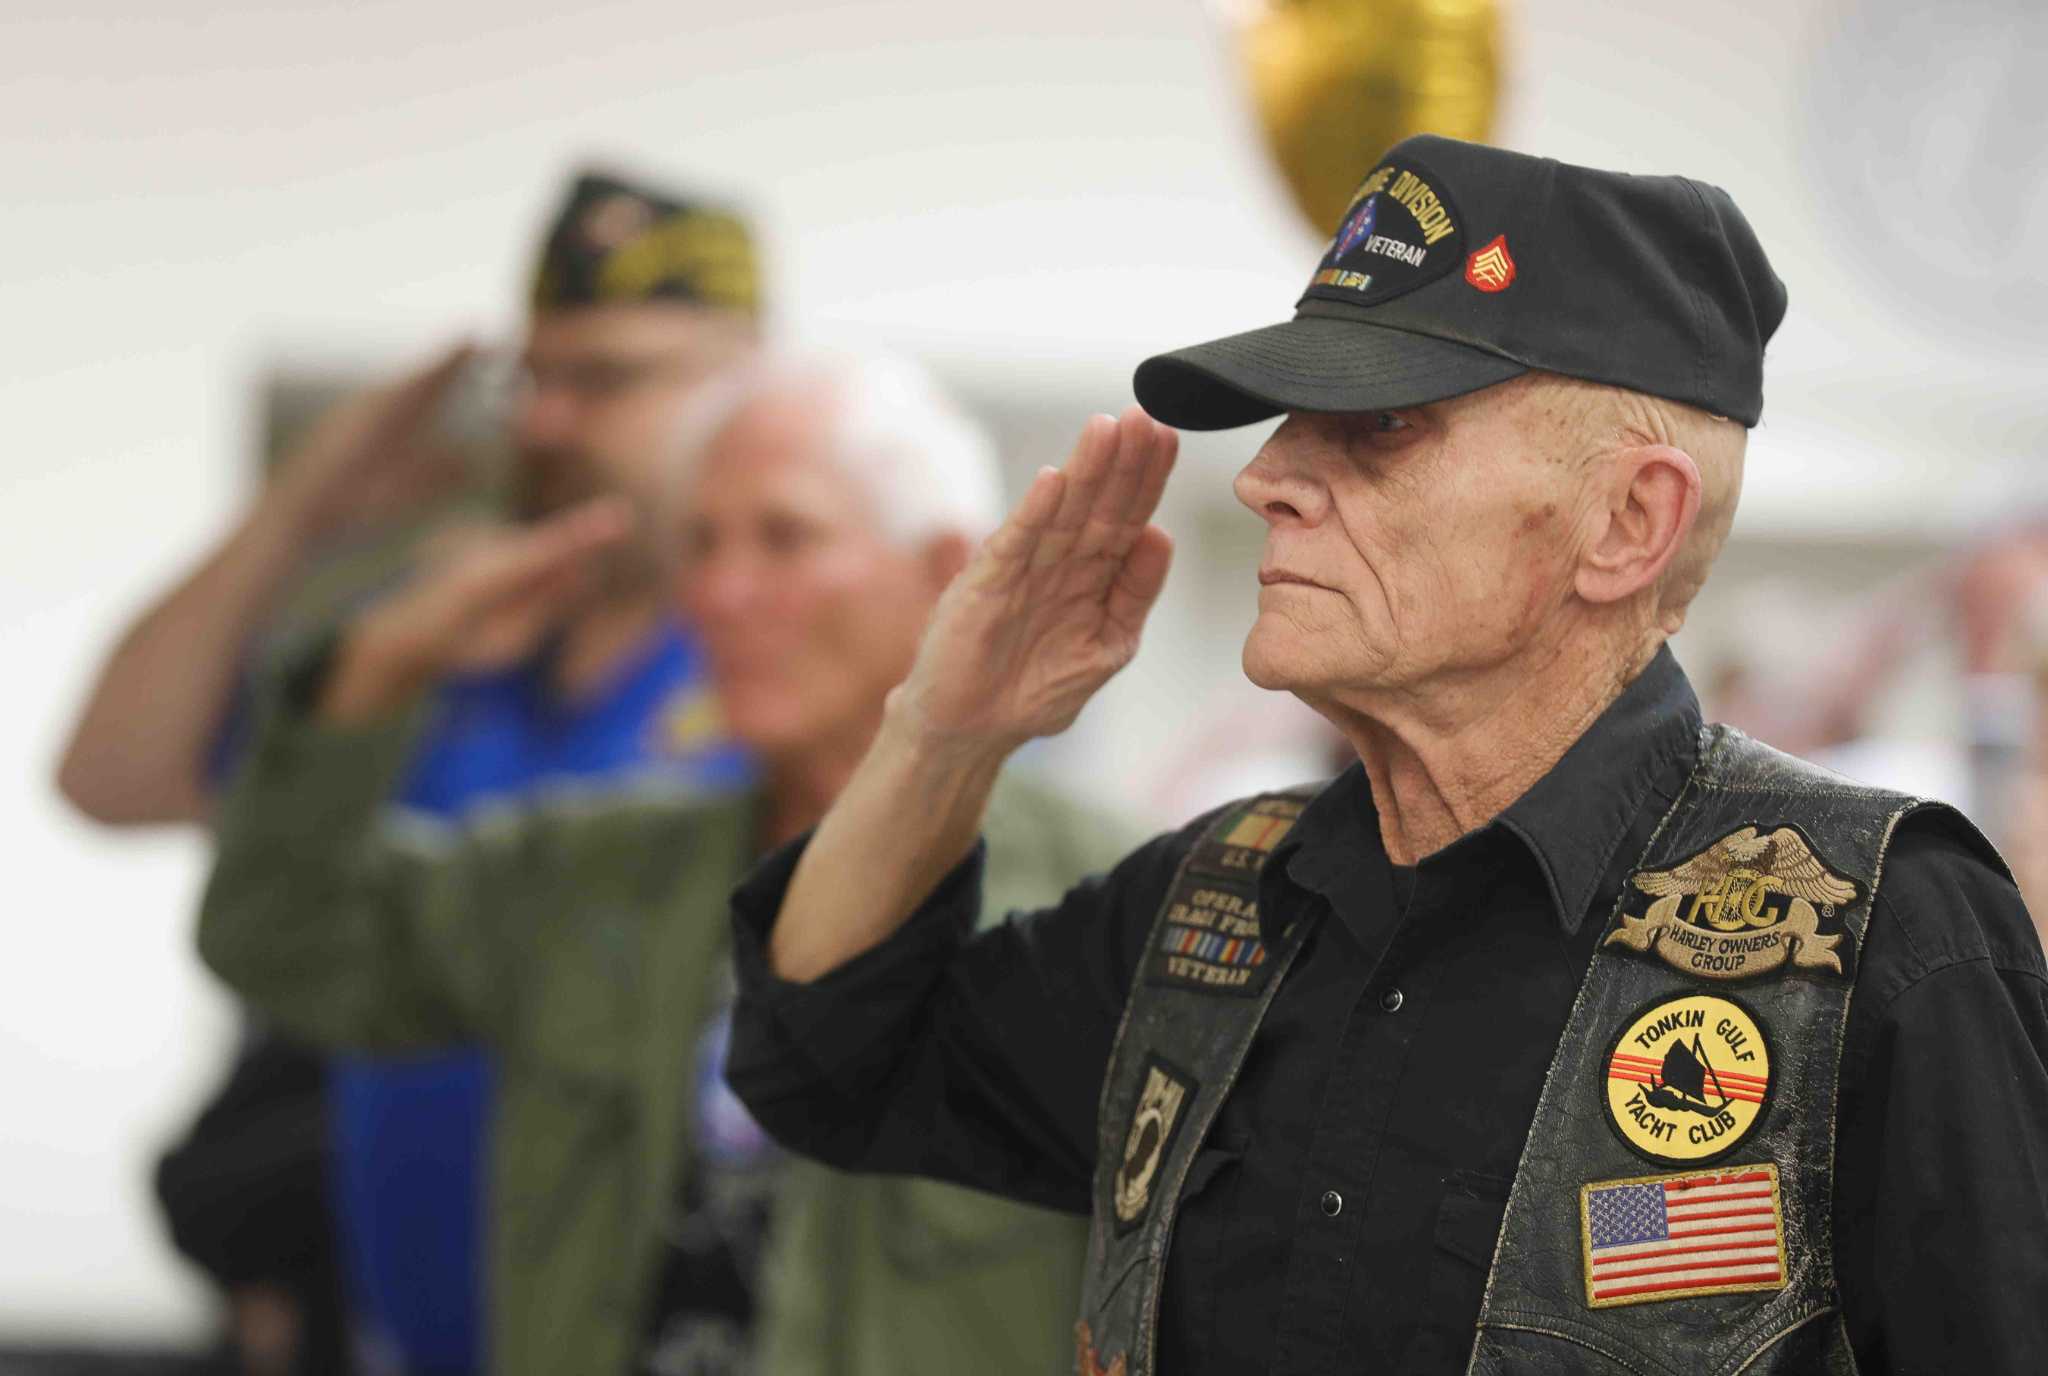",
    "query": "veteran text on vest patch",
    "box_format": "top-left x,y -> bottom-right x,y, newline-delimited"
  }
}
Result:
1147,795 -> 1304,996
1605,824 -> 1861,982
